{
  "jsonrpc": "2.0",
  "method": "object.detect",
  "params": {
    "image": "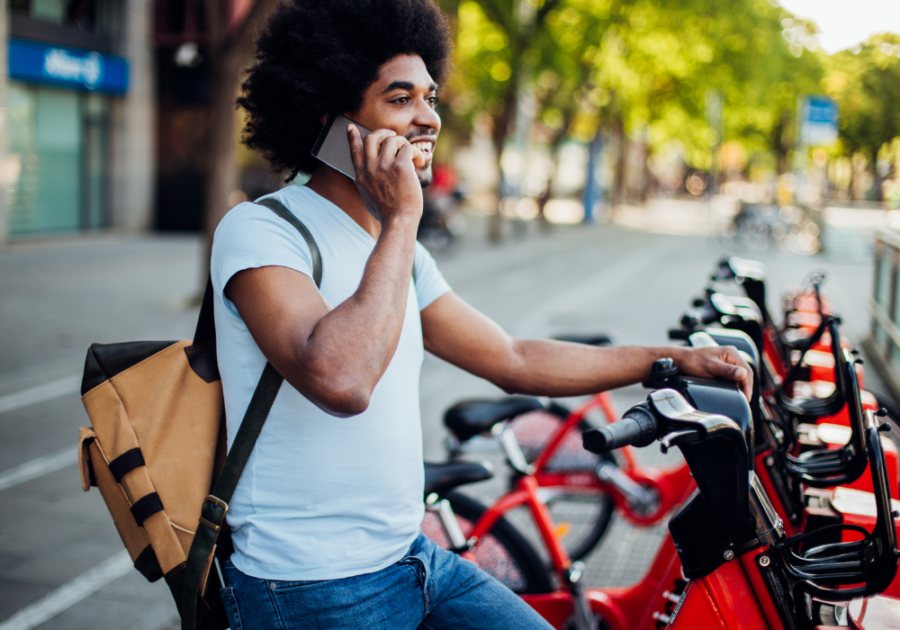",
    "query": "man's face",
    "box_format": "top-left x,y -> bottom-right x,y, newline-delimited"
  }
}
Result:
348,54 -> 441,188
